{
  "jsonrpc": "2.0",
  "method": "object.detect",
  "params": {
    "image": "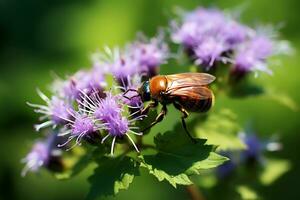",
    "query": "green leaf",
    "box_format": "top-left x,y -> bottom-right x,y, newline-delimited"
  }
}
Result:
264,88 -> 299,111
194,109 -> 246,151
259,158 -> 291,185
140,131 -> 228,187
140,161 -> 193,187
236,185 -> 260,200
87,156 -> 139,199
